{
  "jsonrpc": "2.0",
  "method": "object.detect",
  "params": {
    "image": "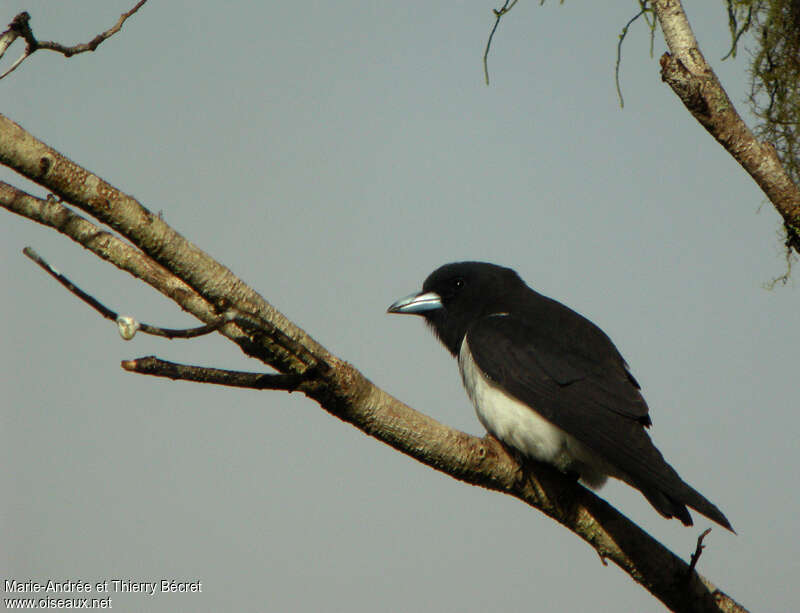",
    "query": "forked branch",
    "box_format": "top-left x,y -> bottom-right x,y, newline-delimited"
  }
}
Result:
0,1 -> 148,80
23,246 -> 229,340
